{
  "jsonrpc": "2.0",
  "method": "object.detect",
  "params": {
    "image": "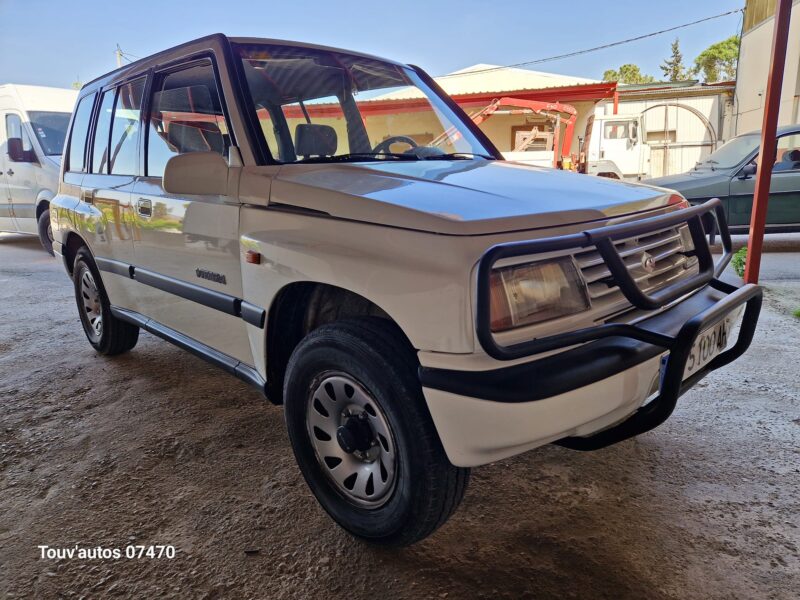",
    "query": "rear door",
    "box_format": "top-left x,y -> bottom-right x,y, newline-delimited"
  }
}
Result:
728,133 -> 800,227
78,79 -> 144,306
131,57 -> 251,363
